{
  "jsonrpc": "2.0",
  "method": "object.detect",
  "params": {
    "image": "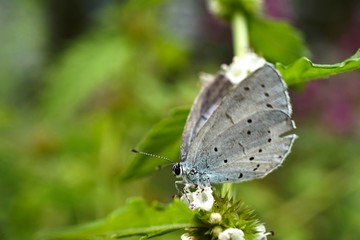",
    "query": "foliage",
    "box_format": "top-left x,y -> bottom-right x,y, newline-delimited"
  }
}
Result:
40,198 -> 196,239
0,0 -> 360,240
41,35 -> 132,119
209,0 -> 309,64
249,17 -> 308,65
120,108 -> 190,182
189,194 -> 261,240
40,193 -> 263,240
276,49 -> 360,84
